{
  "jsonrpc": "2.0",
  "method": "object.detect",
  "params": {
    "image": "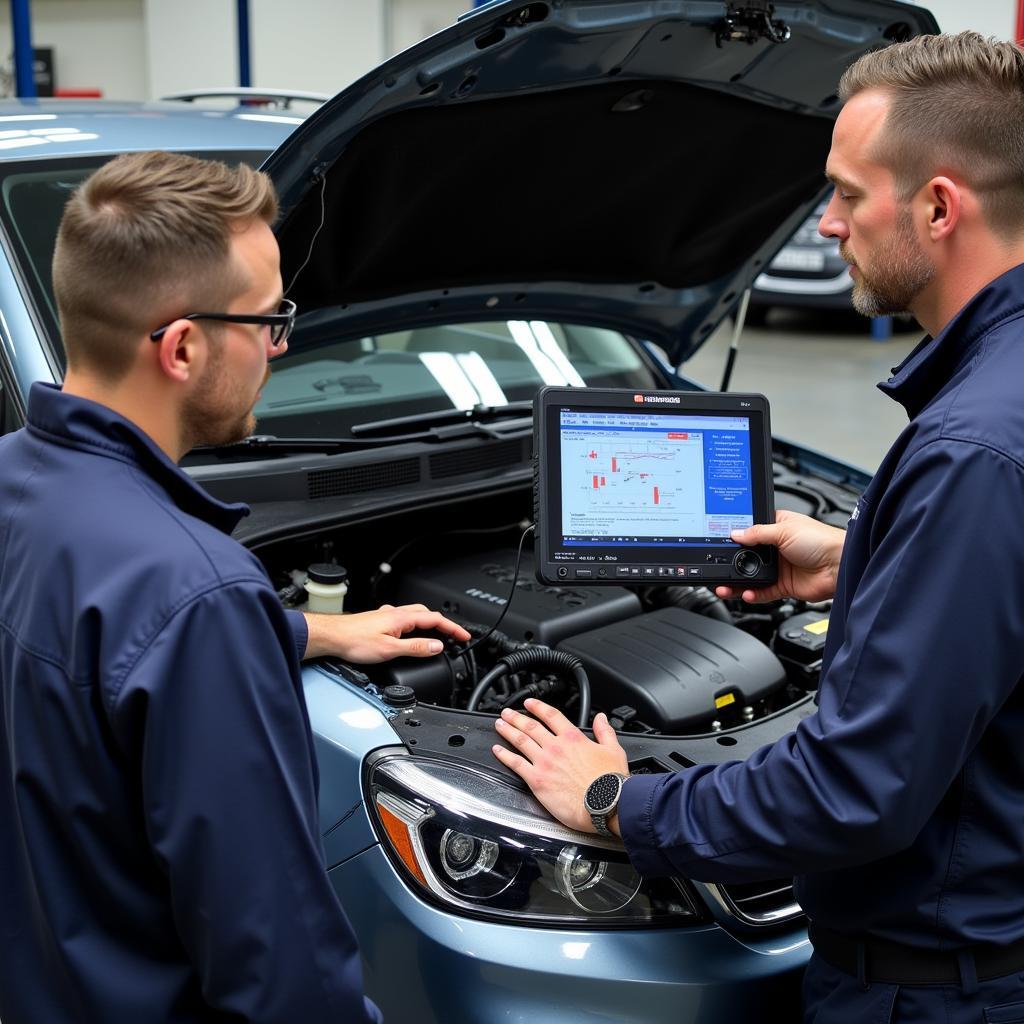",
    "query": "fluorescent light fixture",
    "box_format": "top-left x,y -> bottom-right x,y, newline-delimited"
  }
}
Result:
530,320 -> 585,386
419,351 -> 479,410
236,113 -> 304,125
0,138 -> 48,150
0,127 -> 99,146
560,942 -> 592,961
507,320 -> 569,385
456,351 -> 507,407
